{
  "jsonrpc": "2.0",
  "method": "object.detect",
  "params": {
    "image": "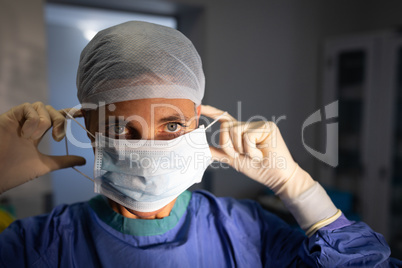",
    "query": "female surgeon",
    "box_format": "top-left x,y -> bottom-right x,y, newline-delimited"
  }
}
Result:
0,21 -> 401,267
